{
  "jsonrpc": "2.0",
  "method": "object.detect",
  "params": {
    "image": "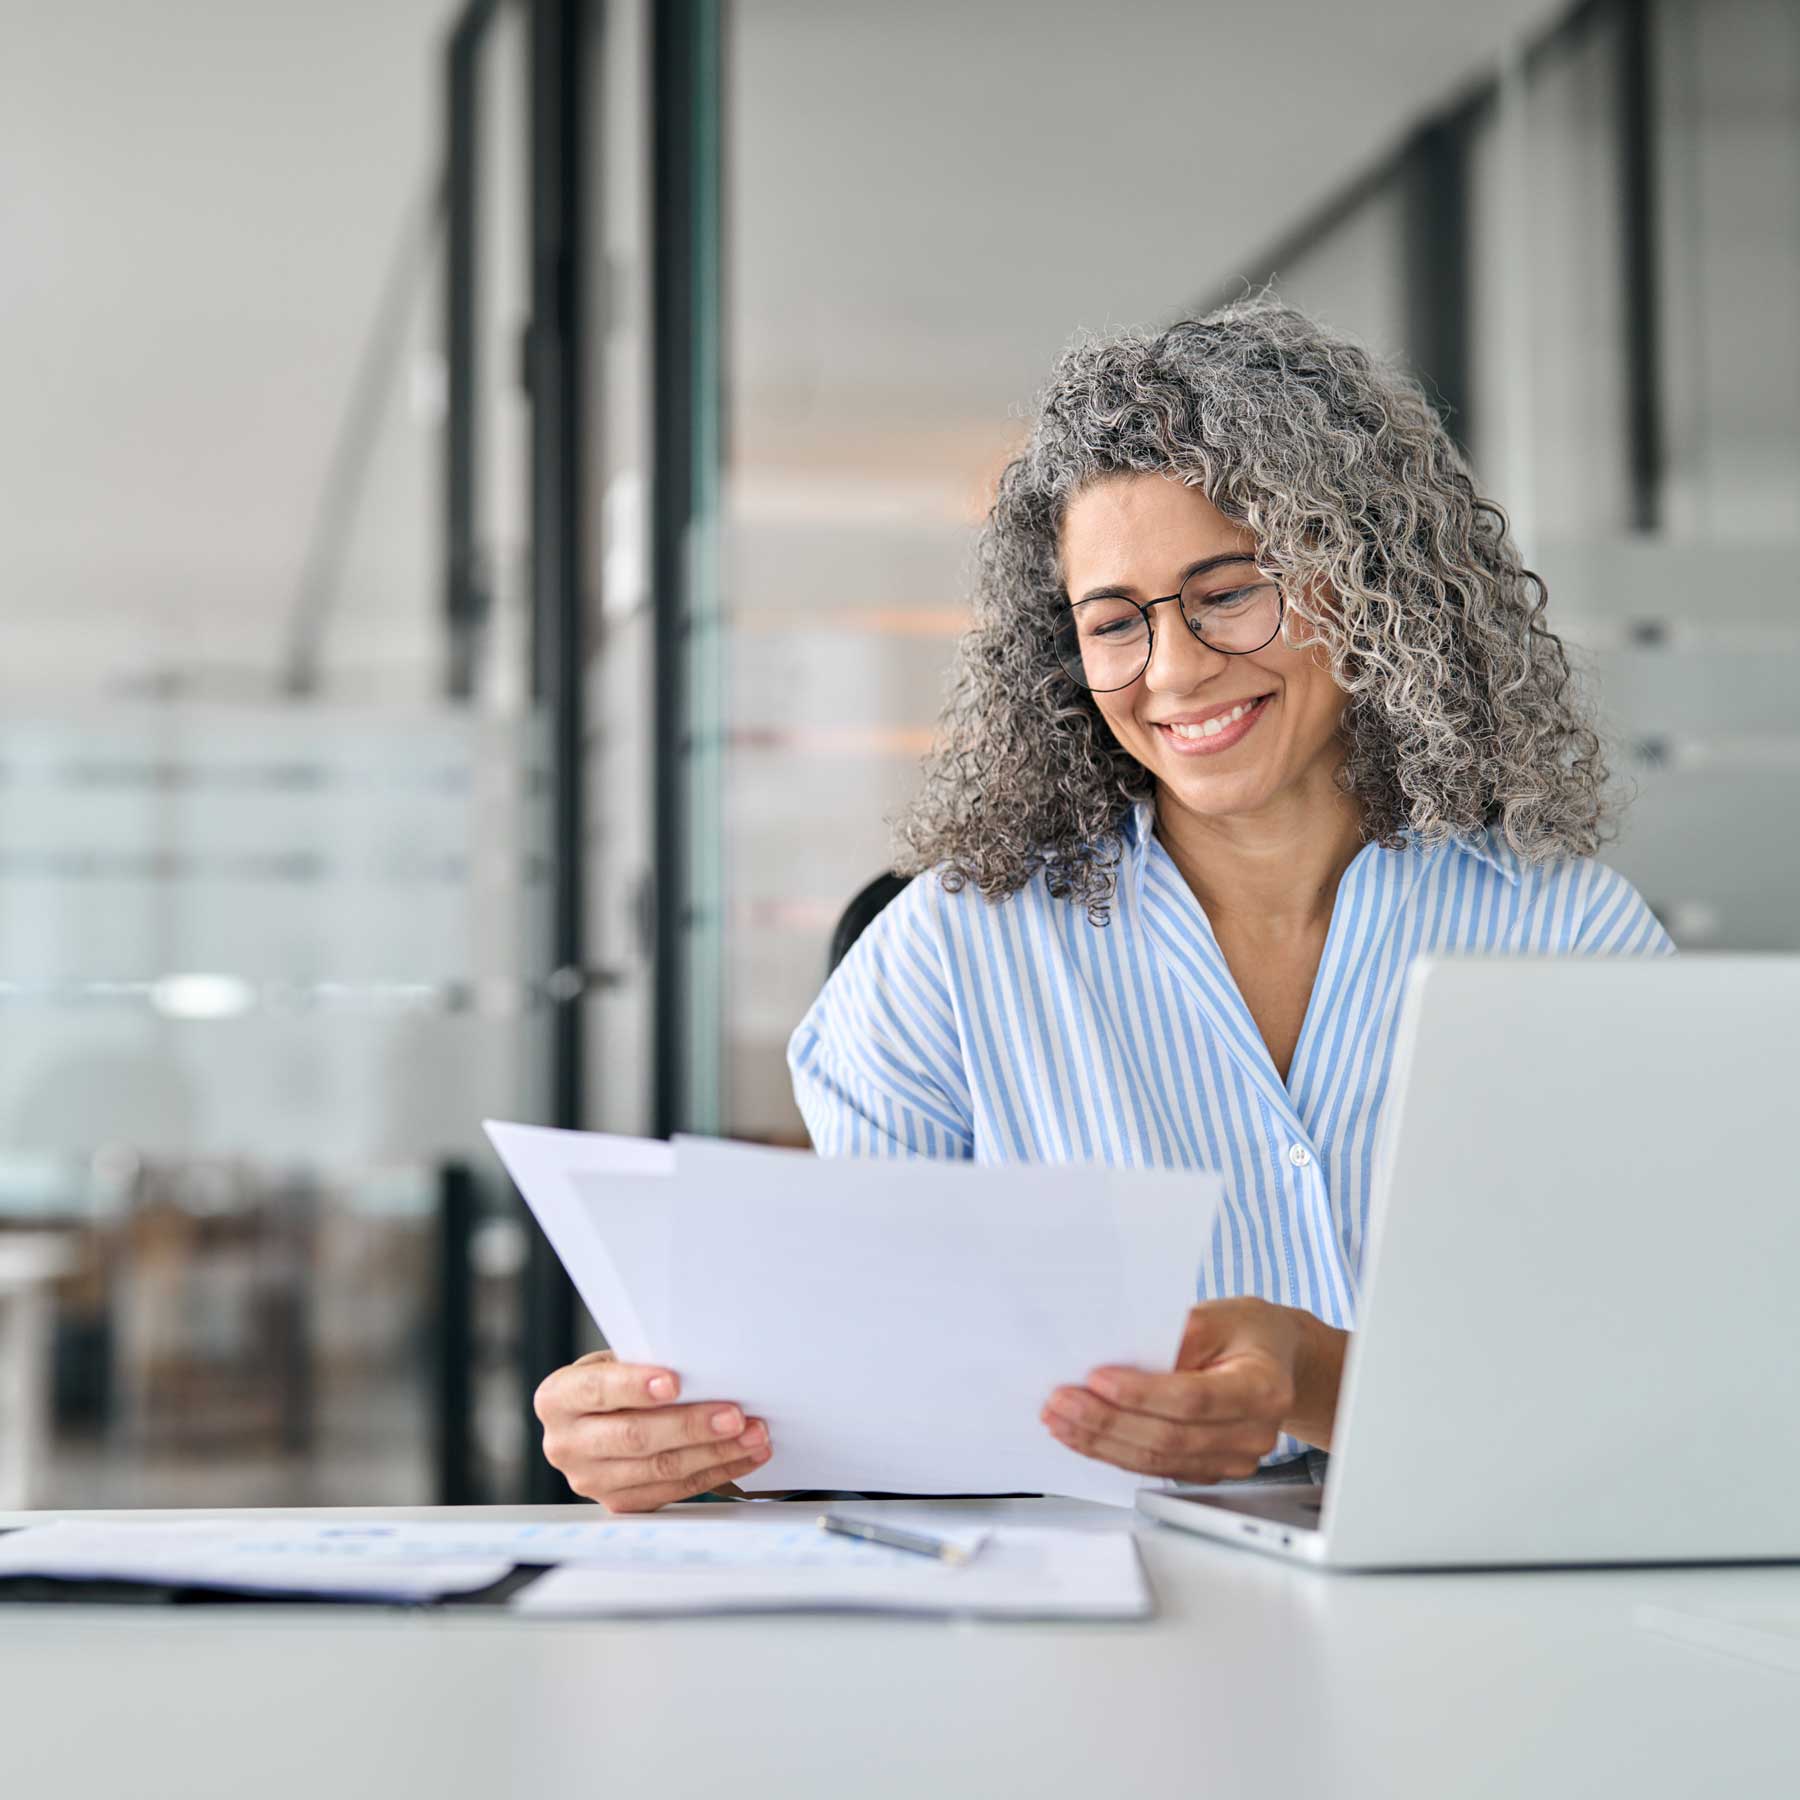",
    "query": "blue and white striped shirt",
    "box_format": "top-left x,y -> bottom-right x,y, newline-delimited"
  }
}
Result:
789,800 -> 1672,1361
